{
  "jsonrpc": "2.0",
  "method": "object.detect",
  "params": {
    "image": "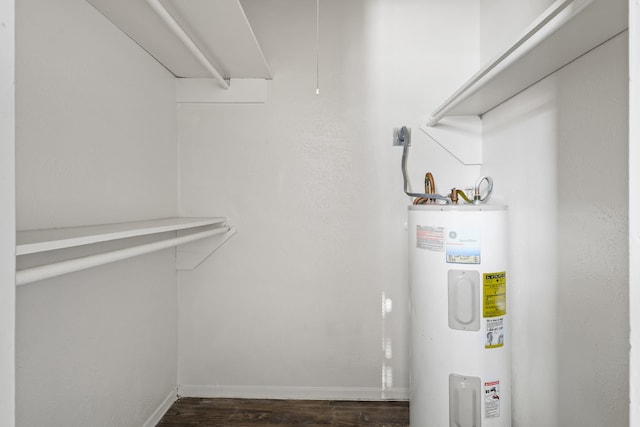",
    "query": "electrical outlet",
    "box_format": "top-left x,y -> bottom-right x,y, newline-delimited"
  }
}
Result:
393,126 -> 411,146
